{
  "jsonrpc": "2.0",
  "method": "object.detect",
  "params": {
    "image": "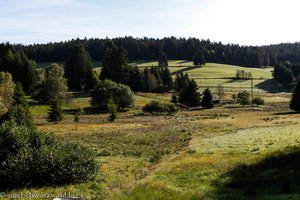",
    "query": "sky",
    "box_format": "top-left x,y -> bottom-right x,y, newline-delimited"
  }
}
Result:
0,0 -> 300,45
